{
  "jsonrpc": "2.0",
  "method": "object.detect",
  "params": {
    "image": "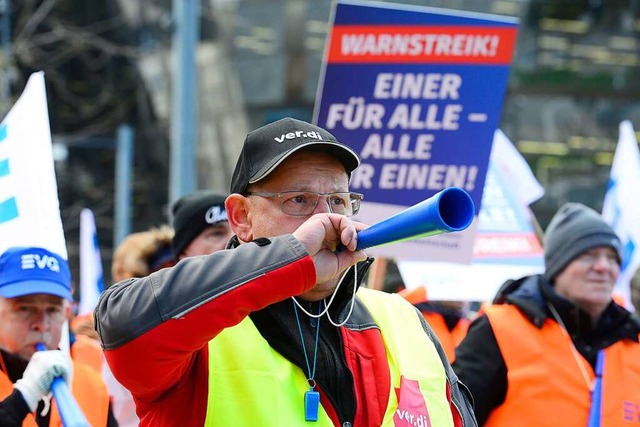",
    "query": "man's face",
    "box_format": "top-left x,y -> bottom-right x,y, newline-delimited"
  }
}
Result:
0,294 -> 68,360
553,246 -> 619,319
243,150 -> 350,300
180,222 -> 234,259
